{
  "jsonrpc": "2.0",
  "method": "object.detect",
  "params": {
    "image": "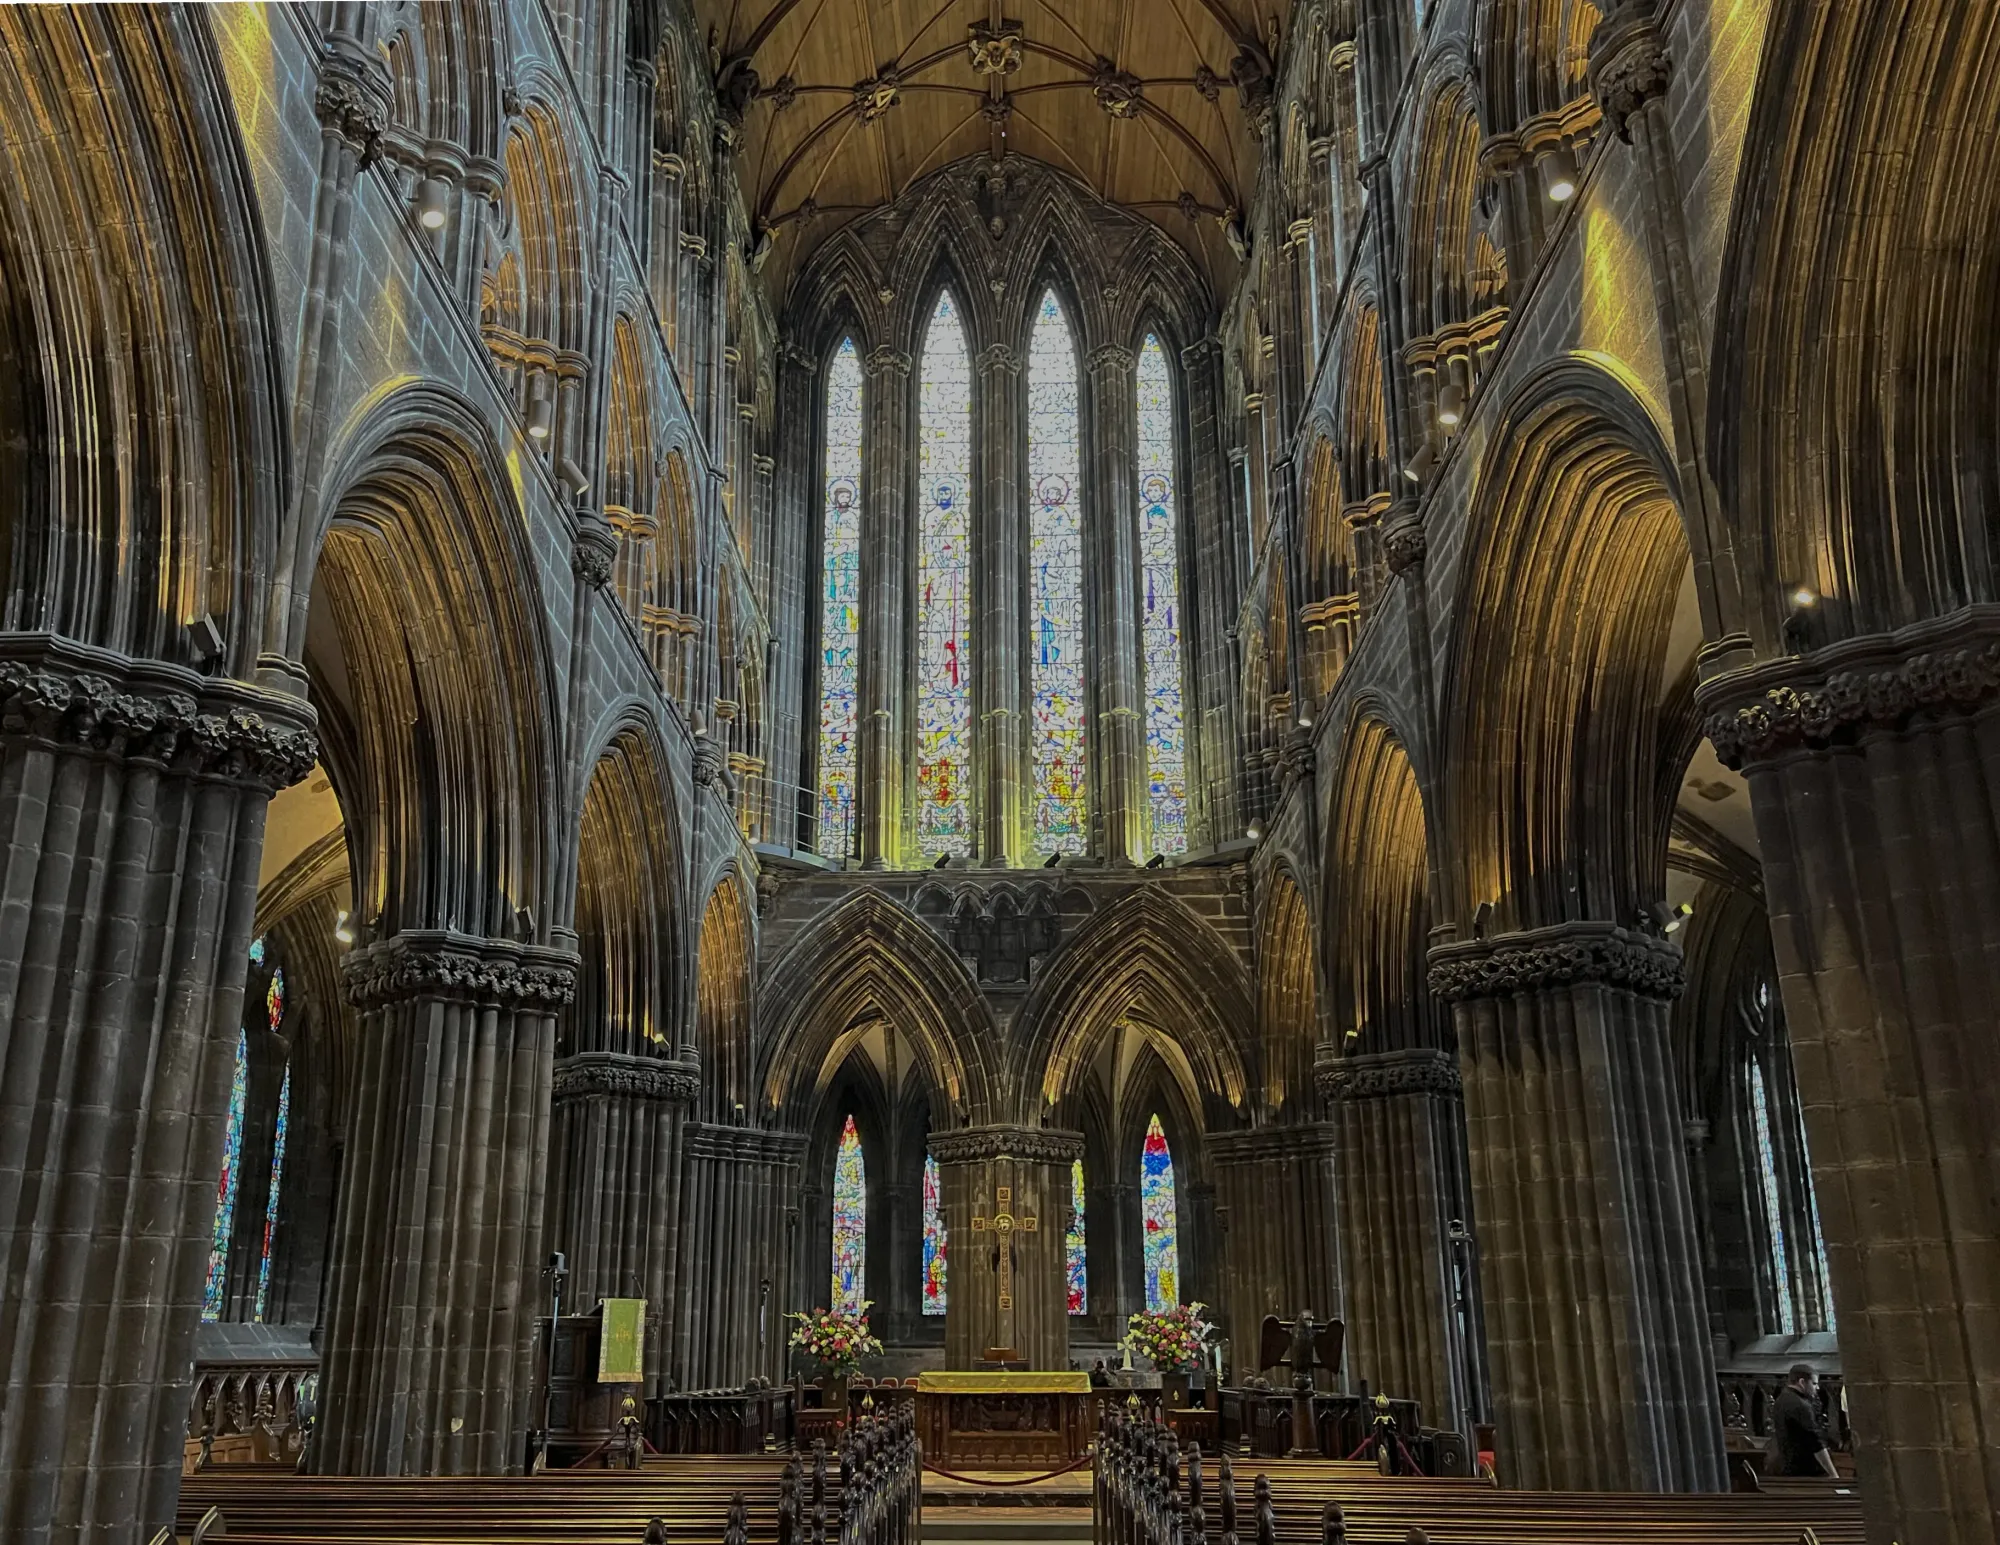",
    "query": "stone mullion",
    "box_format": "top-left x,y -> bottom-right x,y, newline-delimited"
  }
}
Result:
315,935 -> 575,1475
651,155 -> 683,352
771,349 -> 819,852
1088,345 -> 1144,862
0,648 -> 315,1545
1306,140 -> 1341,336
858,347 -> 912,869
976,344 -> 1026,865
1326,43 -> 1365,274
1432,924 -> 1724,1492
1277,223 -> 1314,428
1699,617 -> 2000,1545
1177,339 -> 1239,847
